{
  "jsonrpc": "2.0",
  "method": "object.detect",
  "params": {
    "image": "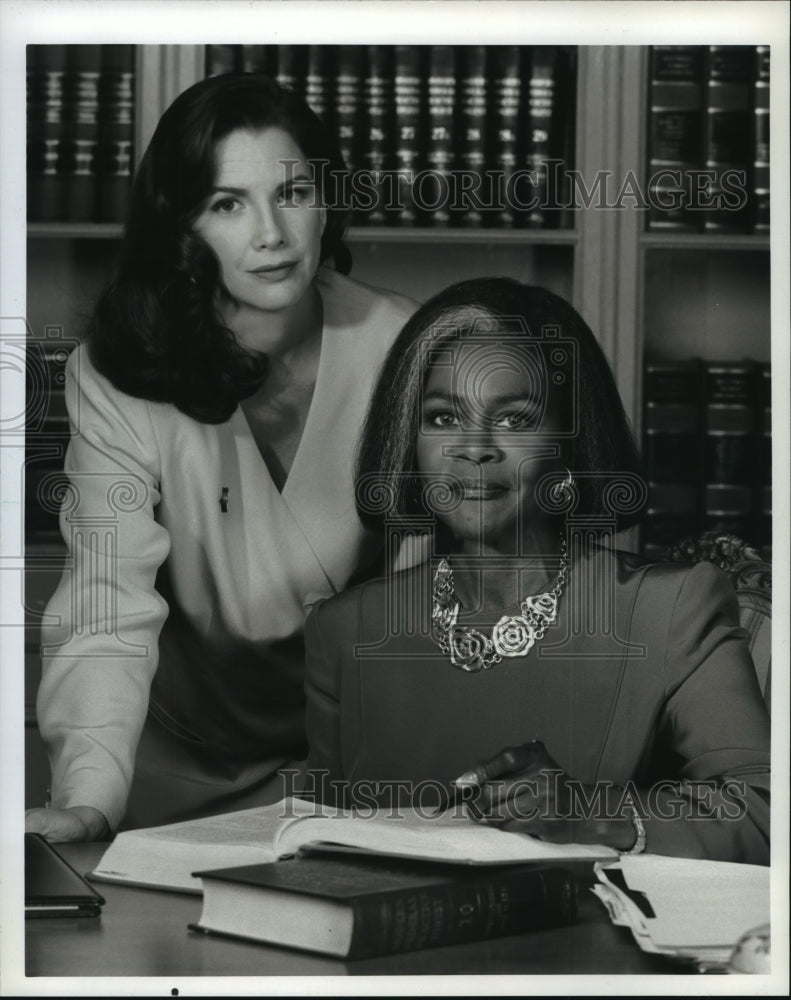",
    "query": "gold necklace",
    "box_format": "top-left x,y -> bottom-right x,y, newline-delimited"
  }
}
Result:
431,538 -> 568,672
